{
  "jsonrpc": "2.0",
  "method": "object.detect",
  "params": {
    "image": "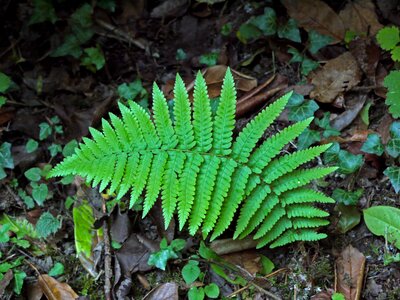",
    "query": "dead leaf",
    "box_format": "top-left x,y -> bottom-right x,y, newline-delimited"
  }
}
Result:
150,0 -> 189,18
281,0 -> 345,43
310,52 -> 362,103
331,95 -> 367,131
0,270 -> 13,297
210,236 -> 259,255
222,250 -> 263,276
349,38 -> 380,84
110,207 -> 132,244
335,245 -> 365,300
143,282 -> 179,300
38,274 -> 79,300
26,282 -> 44,300
339,0 -> 382,36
